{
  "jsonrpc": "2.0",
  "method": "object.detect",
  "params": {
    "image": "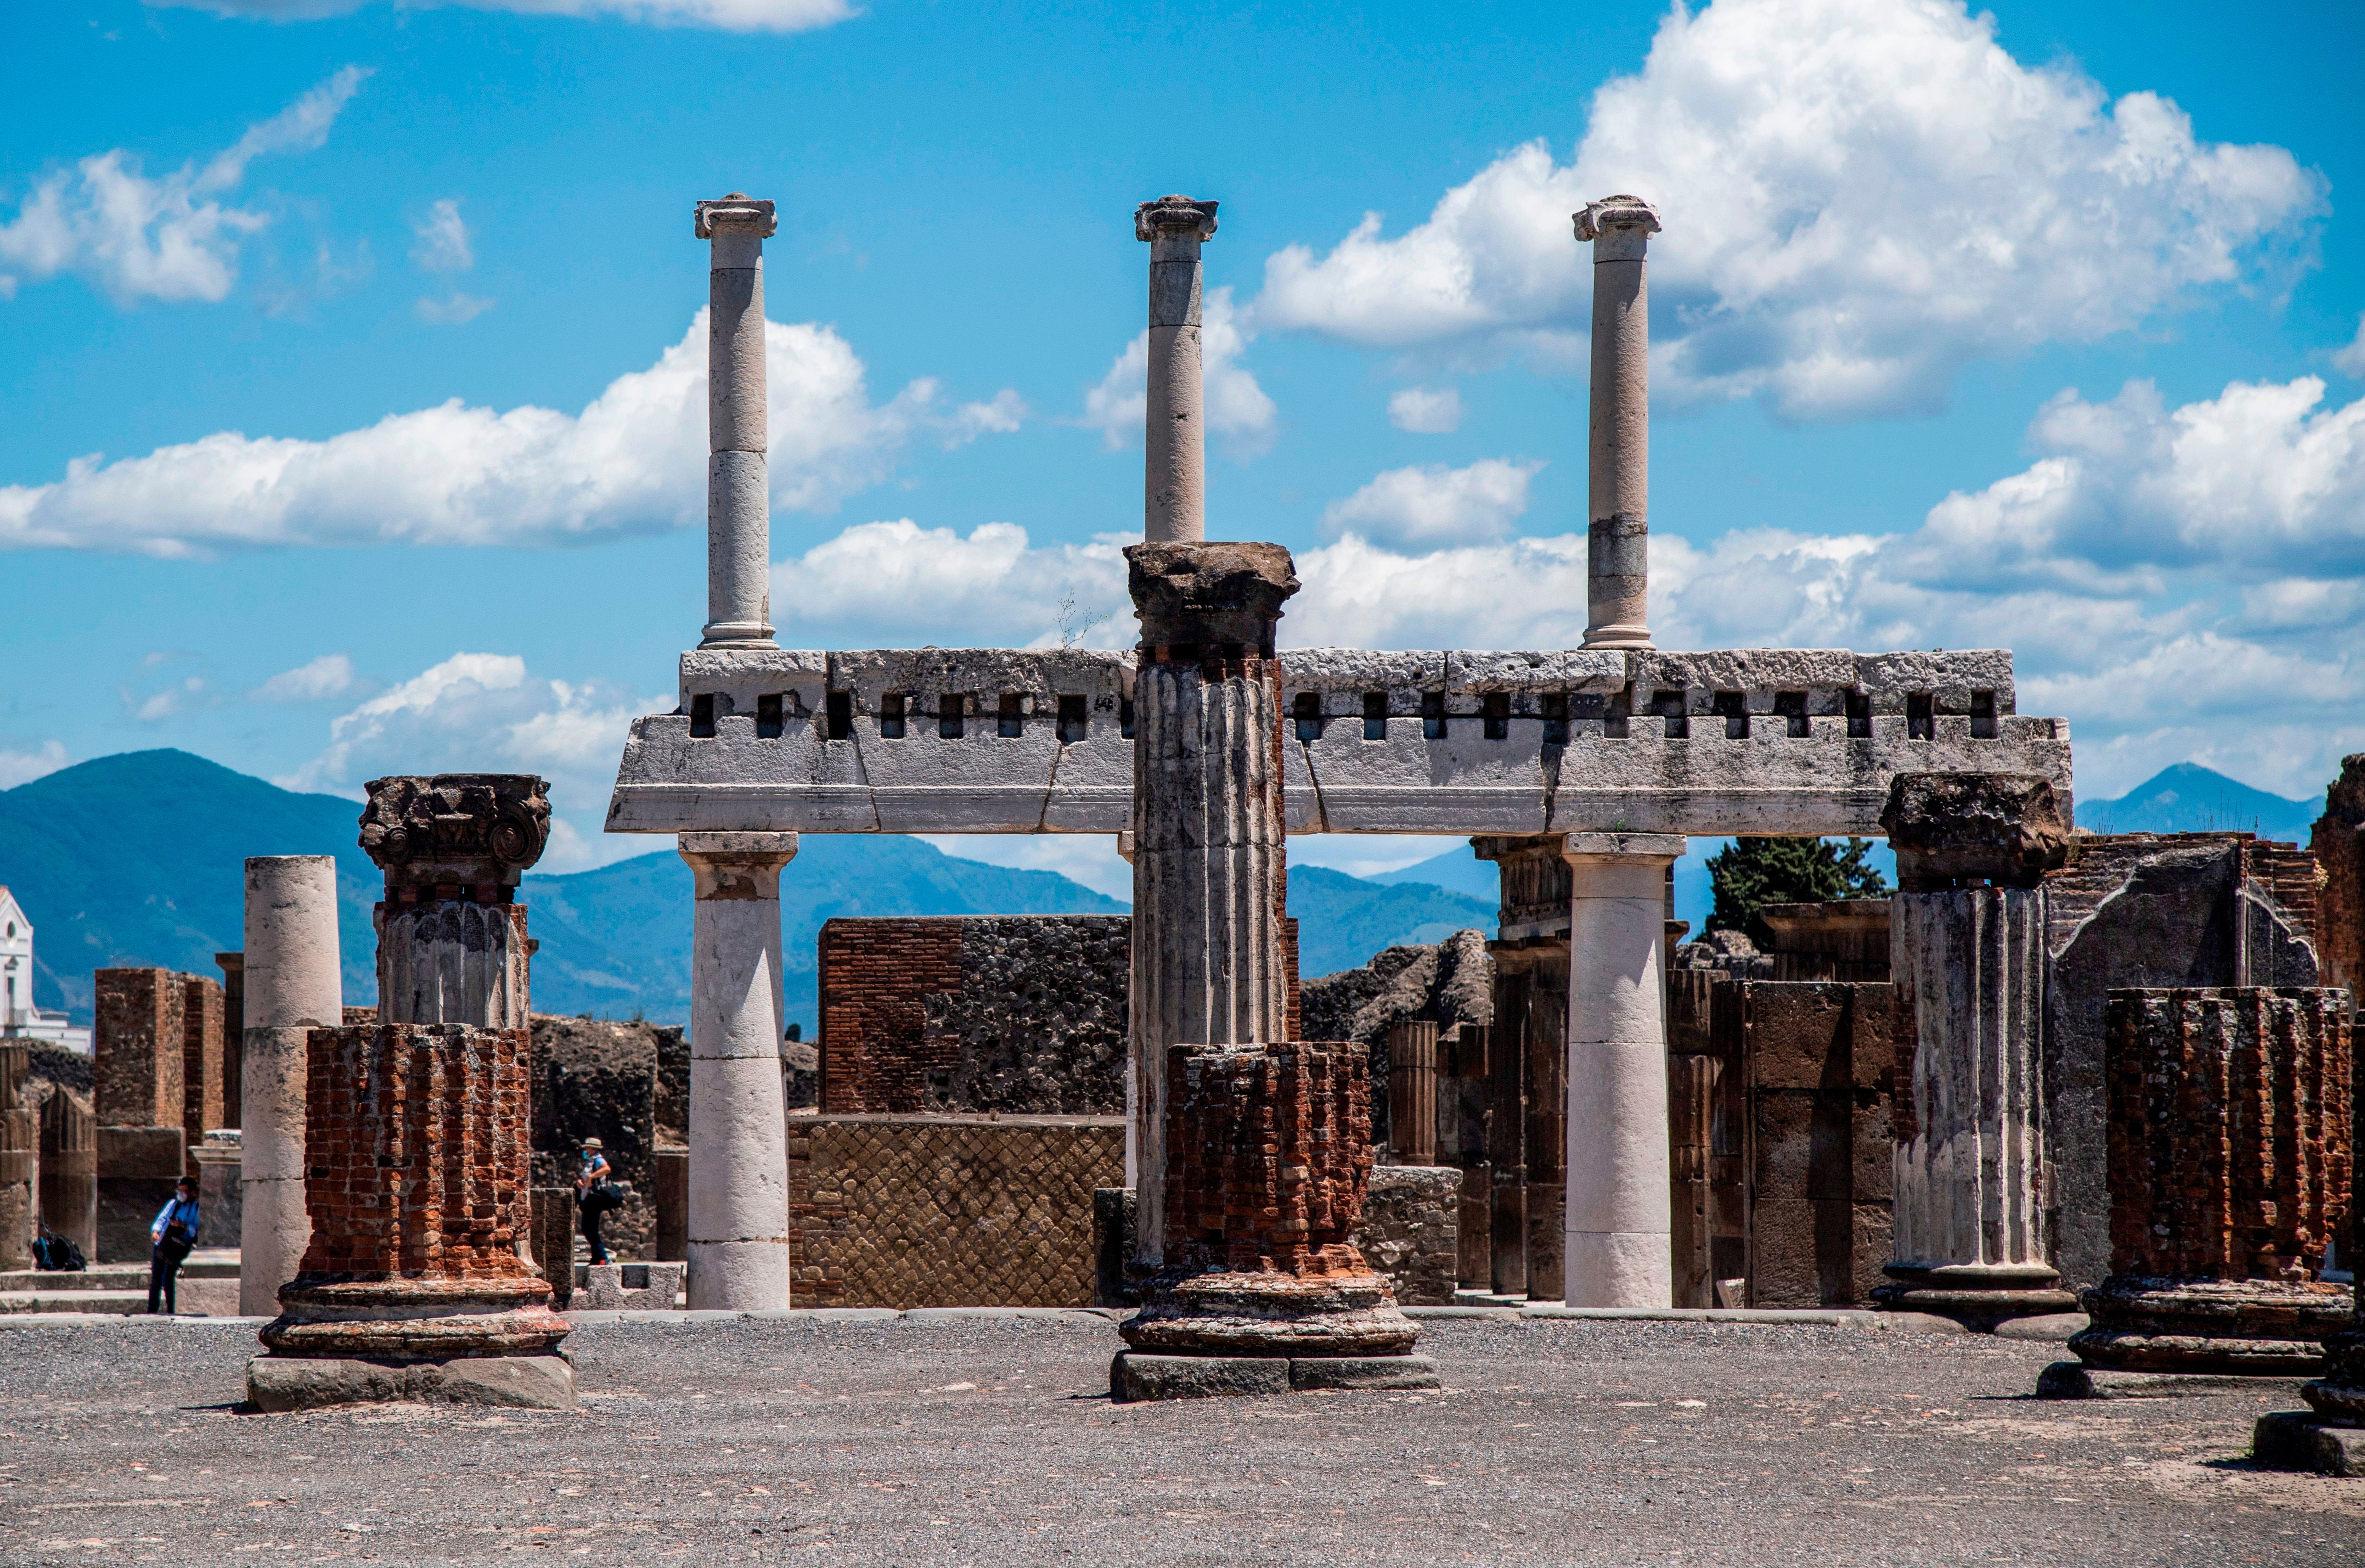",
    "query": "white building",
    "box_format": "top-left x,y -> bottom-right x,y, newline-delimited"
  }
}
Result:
0,886 -> 92,1053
